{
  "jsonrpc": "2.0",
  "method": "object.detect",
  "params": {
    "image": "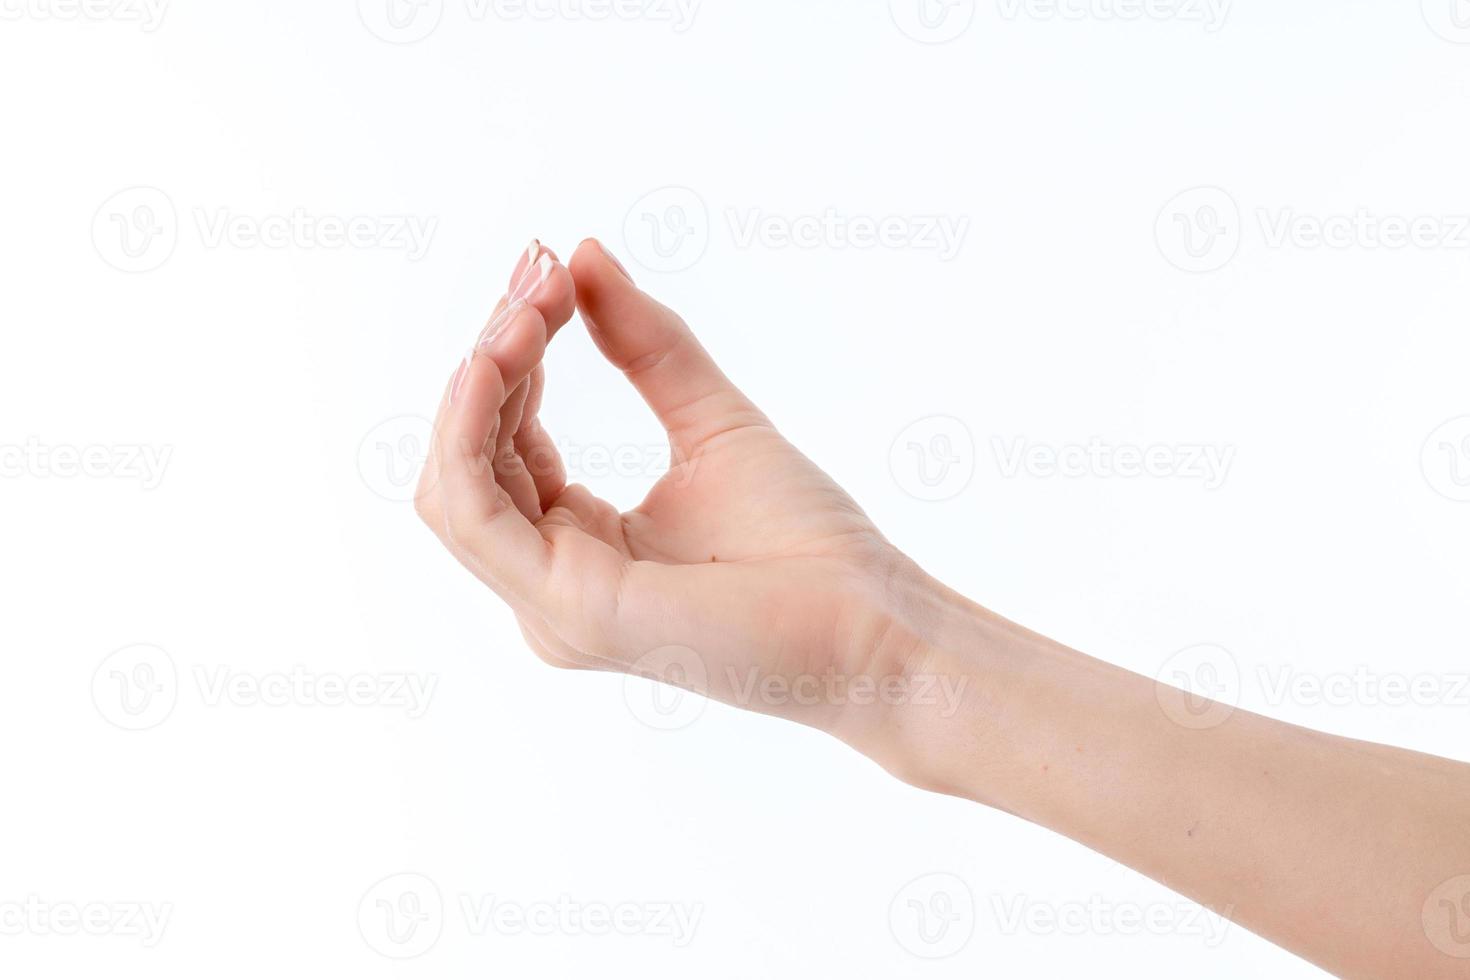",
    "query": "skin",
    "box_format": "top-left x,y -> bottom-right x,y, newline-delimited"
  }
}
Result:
416,238 -> 1470,979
